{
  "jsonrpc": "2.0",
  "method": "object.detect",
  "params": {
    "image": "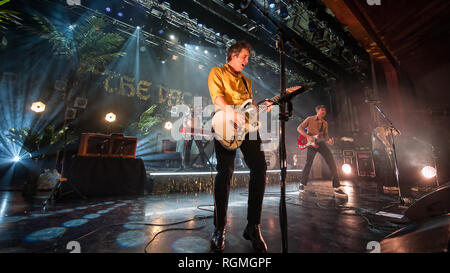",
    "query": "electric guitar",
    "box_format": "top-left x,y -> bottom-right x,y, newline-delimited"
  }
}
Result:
212,86 -> 304,151
297,134 -> 354,150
